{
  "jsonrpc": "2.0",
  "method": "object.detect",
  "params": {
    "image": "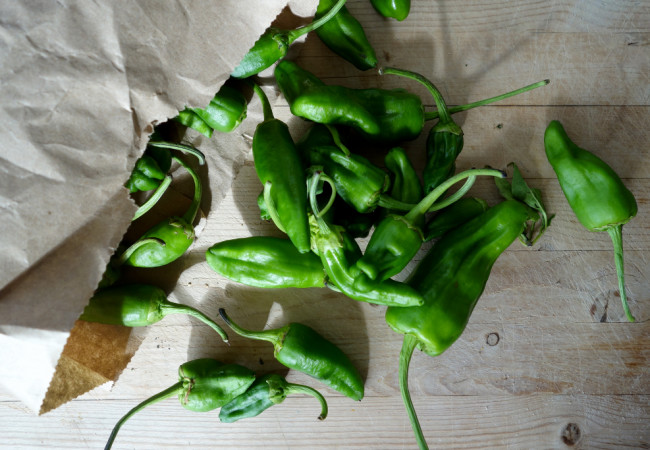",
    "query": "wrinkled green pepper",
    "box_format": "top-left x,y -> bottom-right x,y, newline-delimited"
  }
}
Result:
370,0 -> 411,21
423,197 -> 488,241
219,309 -> 364,401
385,200 -> 536,449
251,83 -> 311,253
121,154 -> 203,267
315,0 -> 377,70
219,373 -> 328,423
104,359 -> 255,450
175,109 -> 213,137
383,147 -> 423,216
354,168 -> 505,281
80,283 -> 228,343
231,0 -> 347,79
192,80 -> 248,133
206,236 -> 326,289
544,120 -> 638,322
